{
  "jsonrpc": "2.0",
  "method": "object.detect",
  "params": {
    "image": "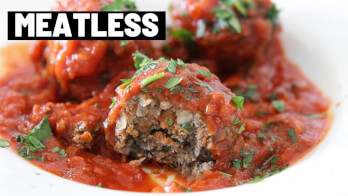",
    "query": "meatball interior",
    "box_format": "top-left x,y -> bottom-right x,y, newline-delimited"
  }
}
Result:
105,54 -> 245,175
